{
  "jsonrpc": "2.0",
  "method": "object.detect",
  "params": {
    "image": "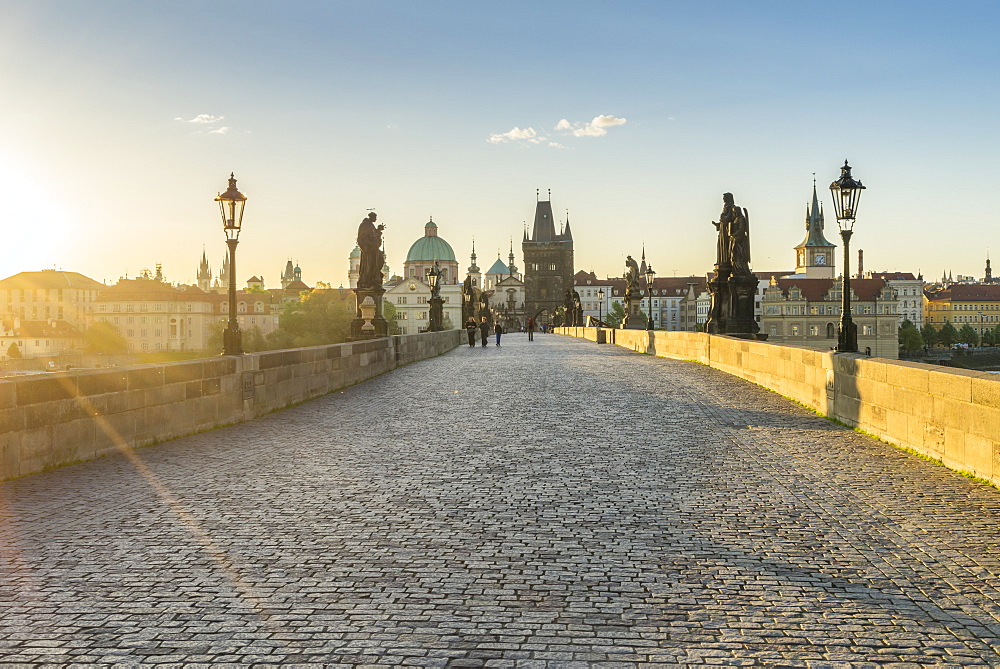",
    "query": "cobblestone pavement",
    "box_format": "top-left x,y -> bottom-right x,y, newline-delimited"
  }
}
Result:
2,334 -> 1000,667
